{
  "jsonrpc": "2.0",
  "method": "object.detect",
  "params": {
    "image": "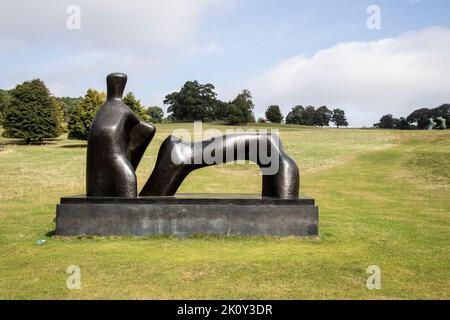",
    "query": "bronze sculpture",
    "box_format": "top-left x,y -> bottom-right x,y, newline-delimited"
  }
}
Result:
427,117 -> 447,130
139,133 -> 299,198
56,73 -> 318,237
86,73 -> 155,197
88,73 -> 299,199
